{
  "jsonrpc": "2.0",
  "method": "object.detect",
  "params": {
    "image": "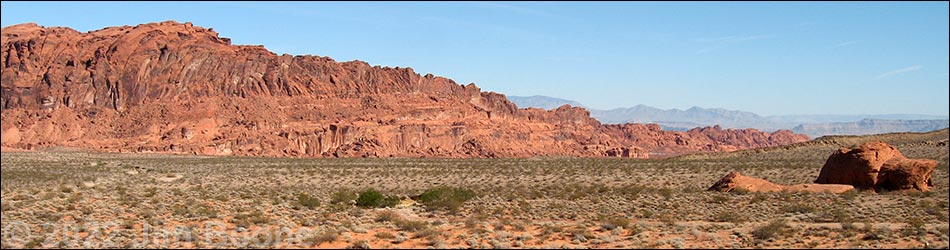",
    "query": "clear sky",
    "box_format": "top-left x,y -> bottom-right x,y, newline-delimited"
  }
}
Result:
2,1 -> 948,116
